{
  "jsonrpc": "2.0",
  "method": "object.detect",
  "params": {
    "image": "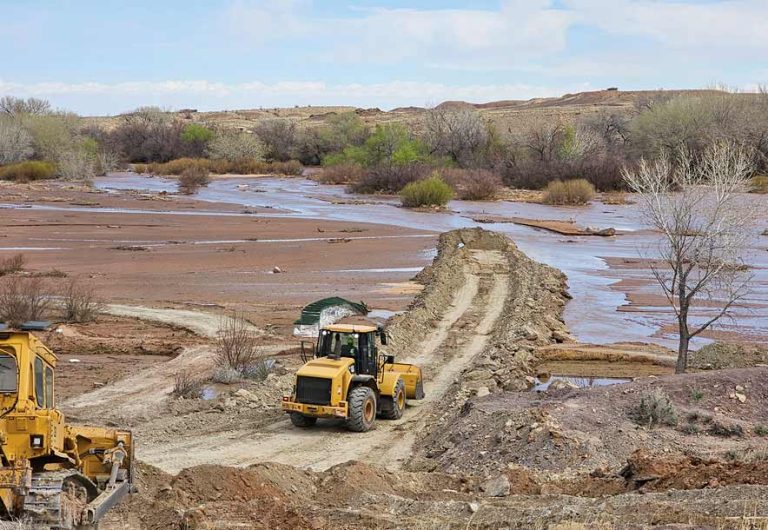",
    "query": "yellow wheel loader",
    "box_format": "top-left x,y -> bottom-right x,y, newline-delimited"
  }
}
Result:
282,323 -> 424,432
0,328 -> 134,529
